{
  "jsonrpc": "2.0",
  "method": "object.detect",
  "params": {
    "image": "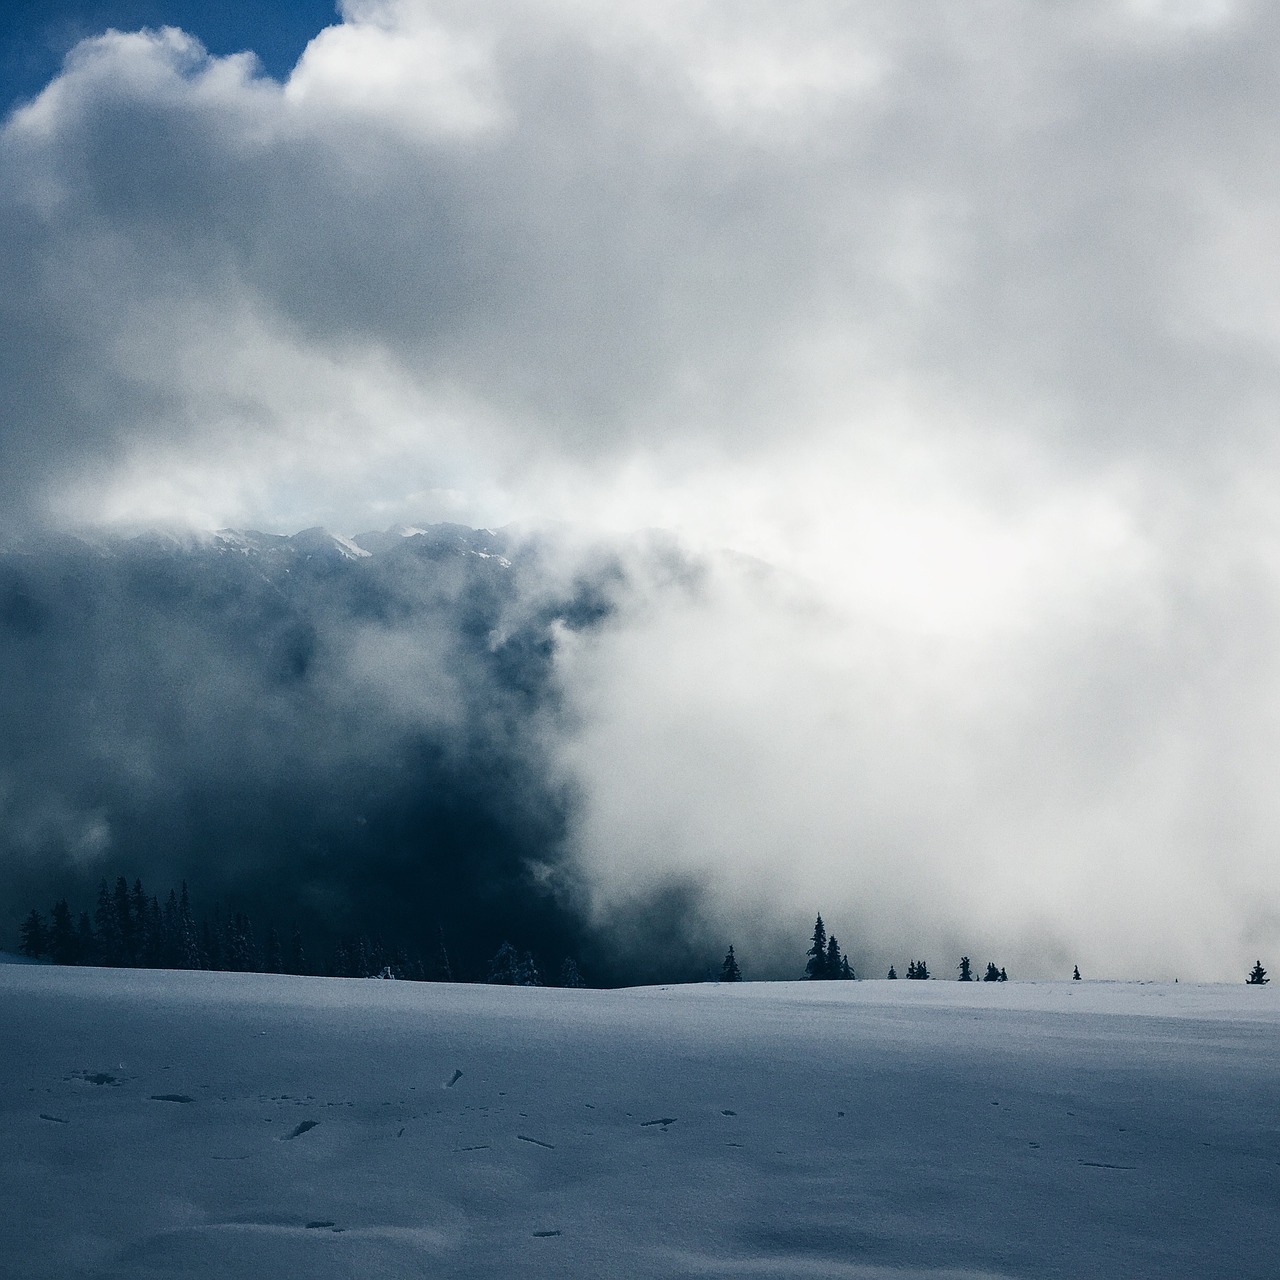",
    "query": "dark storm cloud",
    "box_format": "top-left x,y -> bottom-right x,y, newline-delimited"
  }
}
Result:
0,528 -> 714,982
